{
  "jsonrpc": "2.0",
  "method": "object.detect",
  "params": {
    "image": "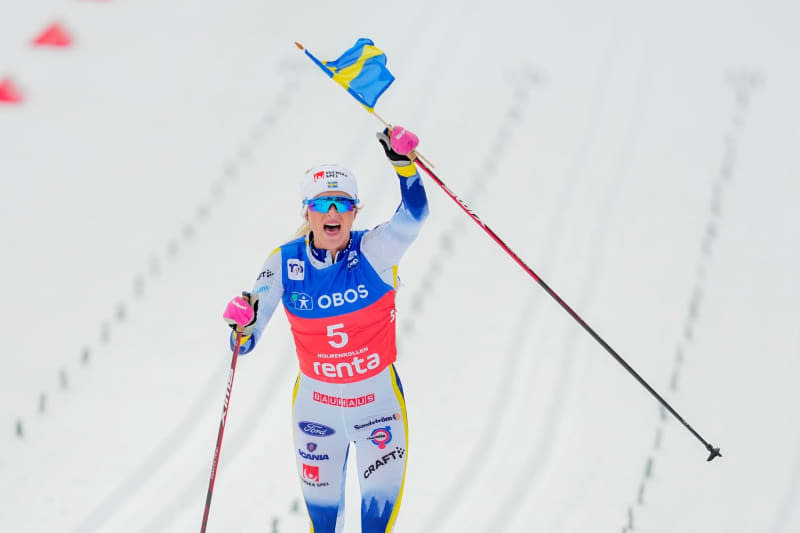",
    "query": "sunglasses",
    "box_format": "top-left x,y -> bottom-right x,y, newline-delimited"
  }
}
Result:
304,196 -> 359,213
